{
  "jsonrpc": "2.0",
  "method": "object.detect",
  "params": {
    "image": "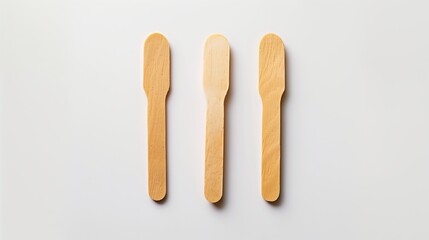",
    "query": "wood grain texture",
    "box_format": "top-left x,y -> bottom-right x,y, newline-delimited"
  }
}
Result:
203,34 -> 230,203
143,33 -> 170,201
259,33 -> 285,202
